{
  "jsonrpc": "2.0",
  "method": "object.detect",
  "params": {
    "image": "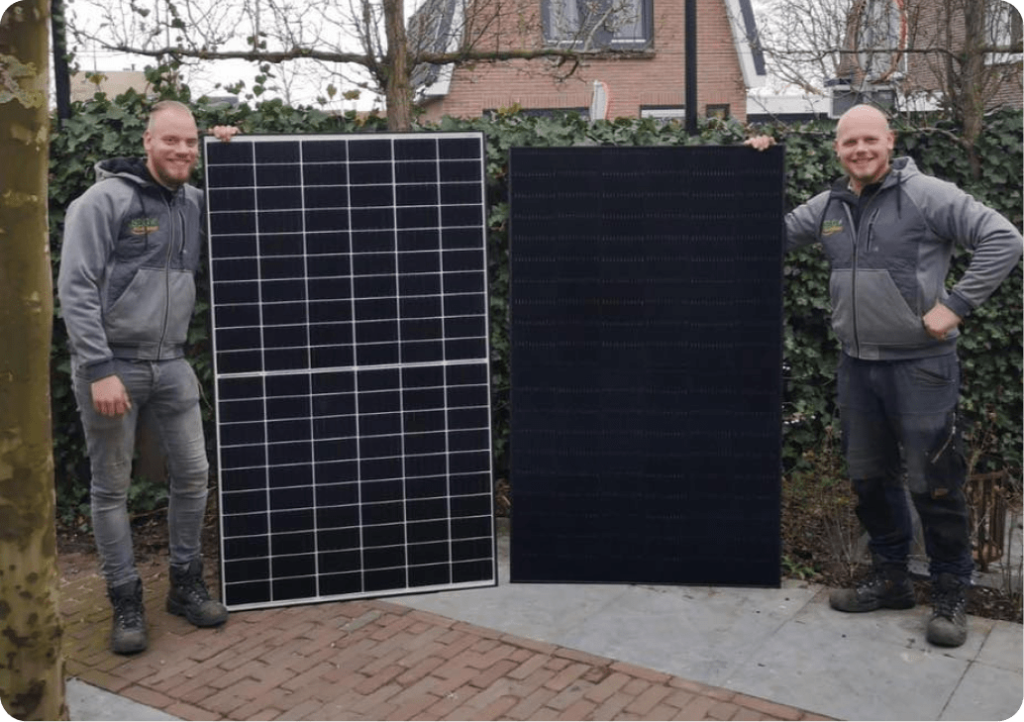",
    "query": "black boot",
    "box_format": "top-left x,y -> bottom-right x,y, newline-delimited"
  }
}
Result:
167,559 -> 228,627
108,578 -> 147,655
927,573 -> 968,647
829,564 -> 916,613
